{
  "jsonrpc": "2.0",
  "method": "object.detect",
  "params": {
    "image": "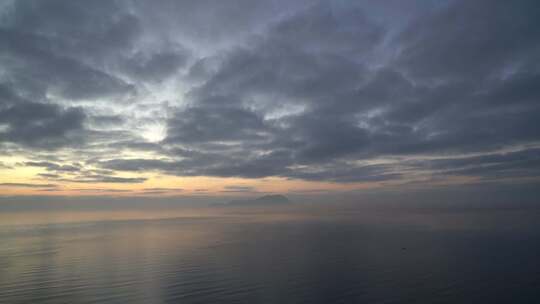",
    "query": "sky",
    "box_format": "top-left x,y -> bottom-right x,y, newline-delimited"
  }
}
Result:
0,0 -> 539,203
